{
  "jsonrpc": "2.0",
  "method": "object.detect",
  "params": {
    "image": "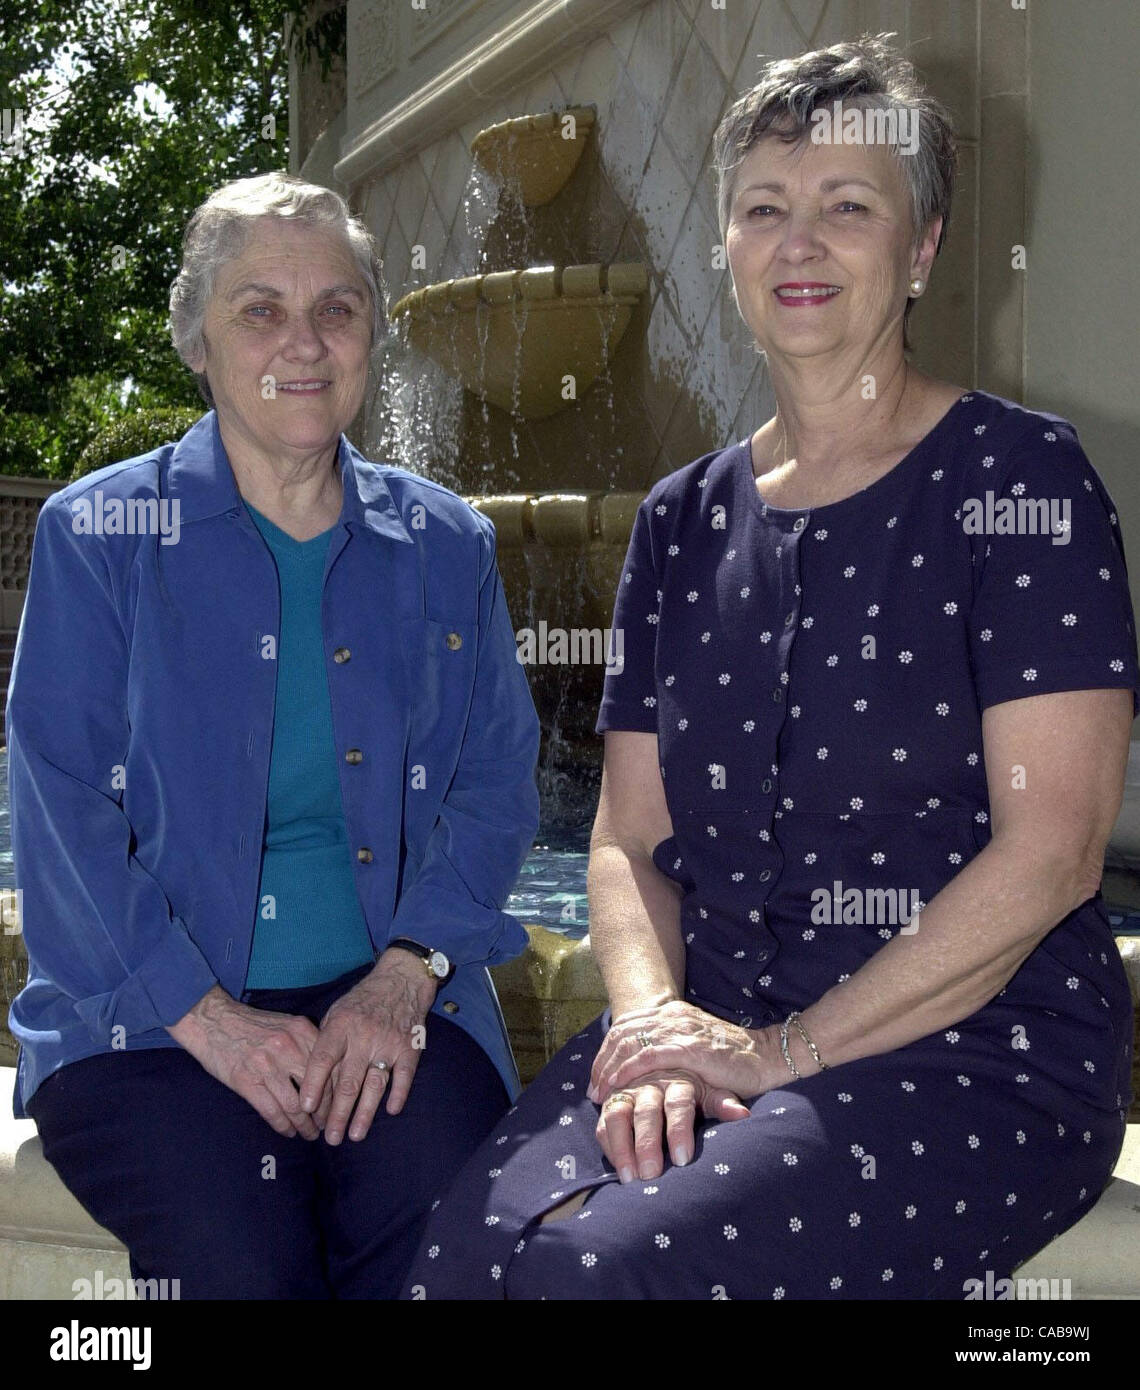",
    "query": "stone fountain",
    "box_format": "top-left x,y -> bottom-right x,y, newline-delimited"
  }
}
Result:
380,105 -> 652,843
